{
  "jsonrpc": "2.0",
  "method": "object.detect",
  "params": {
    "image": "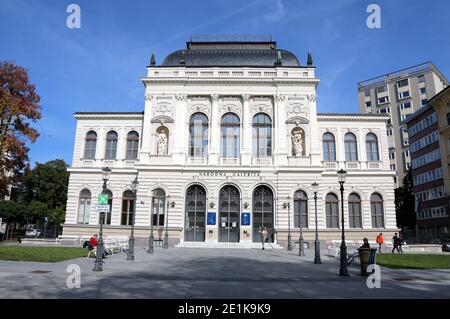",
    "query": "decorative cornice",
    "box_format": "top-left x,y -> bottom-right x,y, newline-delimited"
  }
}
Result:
145,93 -> 153,101
274,94 -> 286,102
